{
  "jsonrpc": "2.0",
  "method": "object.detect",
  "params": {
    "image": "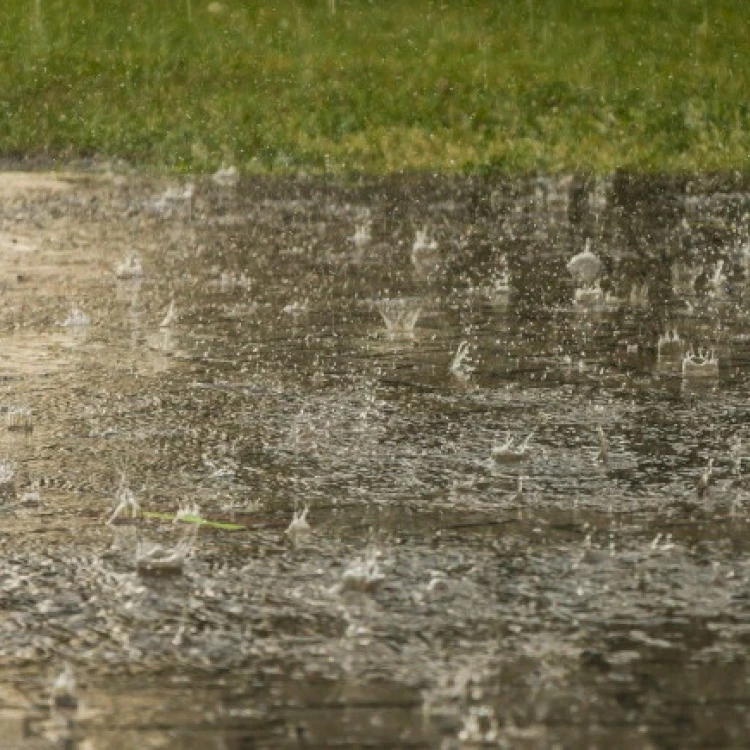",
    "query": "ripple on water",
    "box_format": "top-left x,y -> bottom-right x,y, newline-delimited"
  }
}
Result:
0,173 -> 750,747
